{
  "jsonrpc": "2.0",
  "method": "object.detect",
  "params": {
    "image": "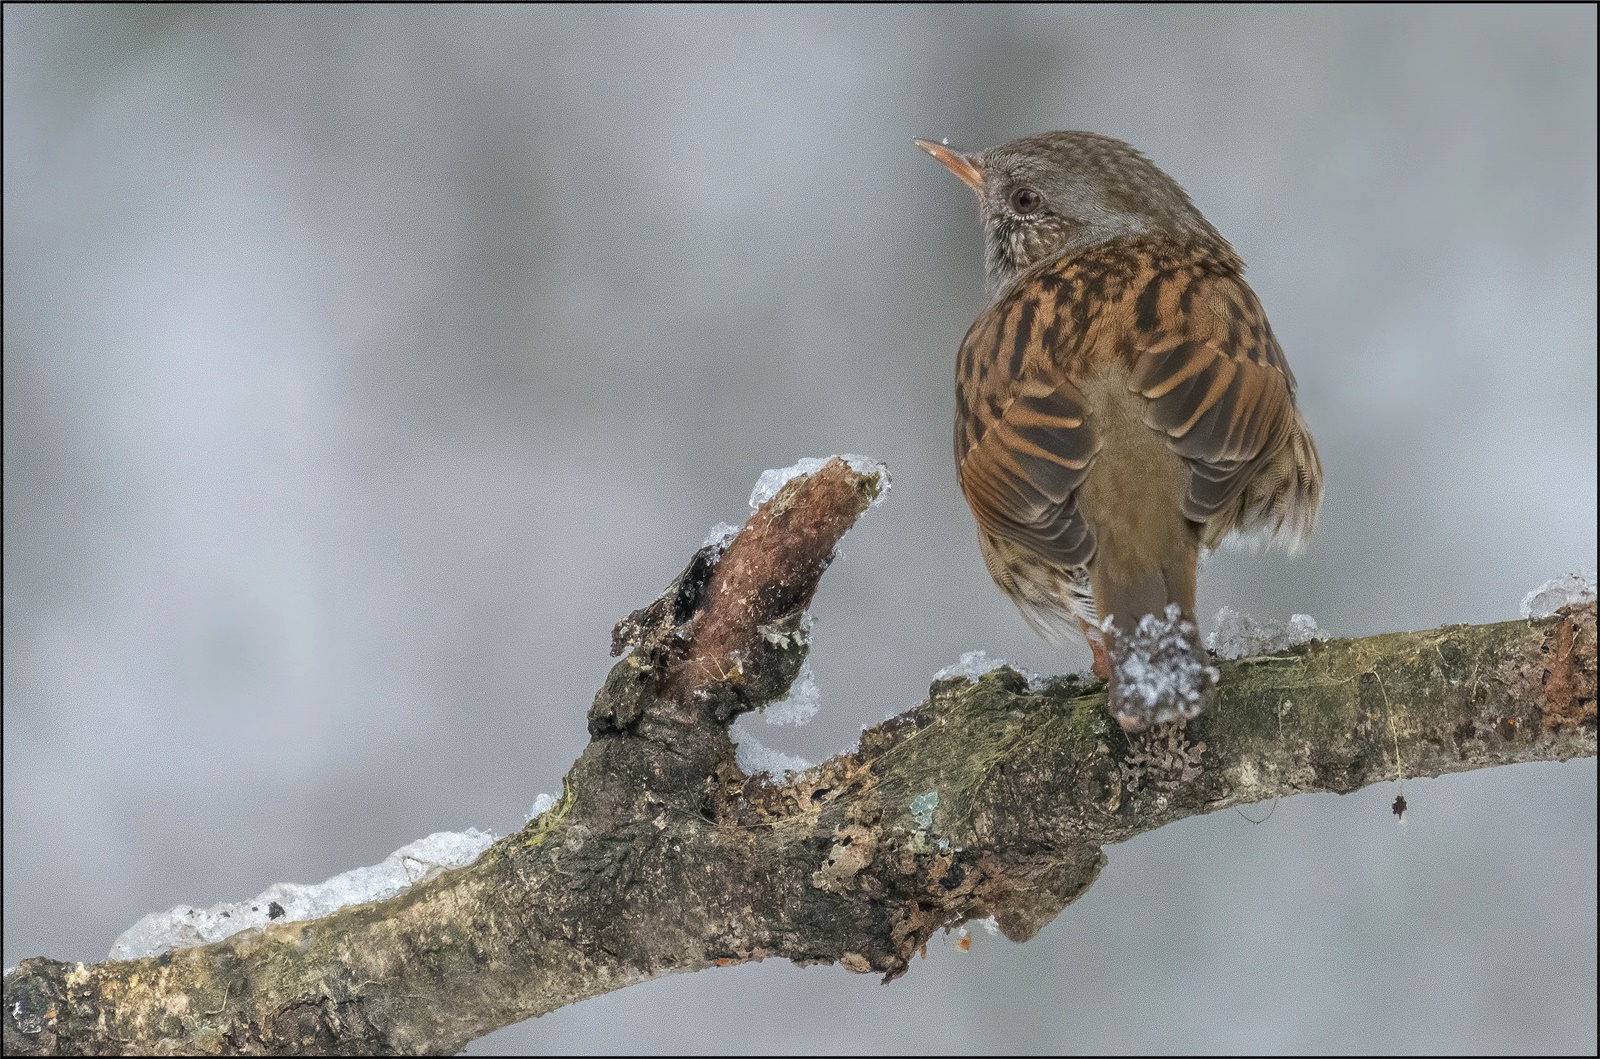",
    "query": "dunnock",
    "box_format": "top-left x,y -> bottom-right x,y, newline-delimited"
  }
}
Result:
917,131 -> 1322,730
